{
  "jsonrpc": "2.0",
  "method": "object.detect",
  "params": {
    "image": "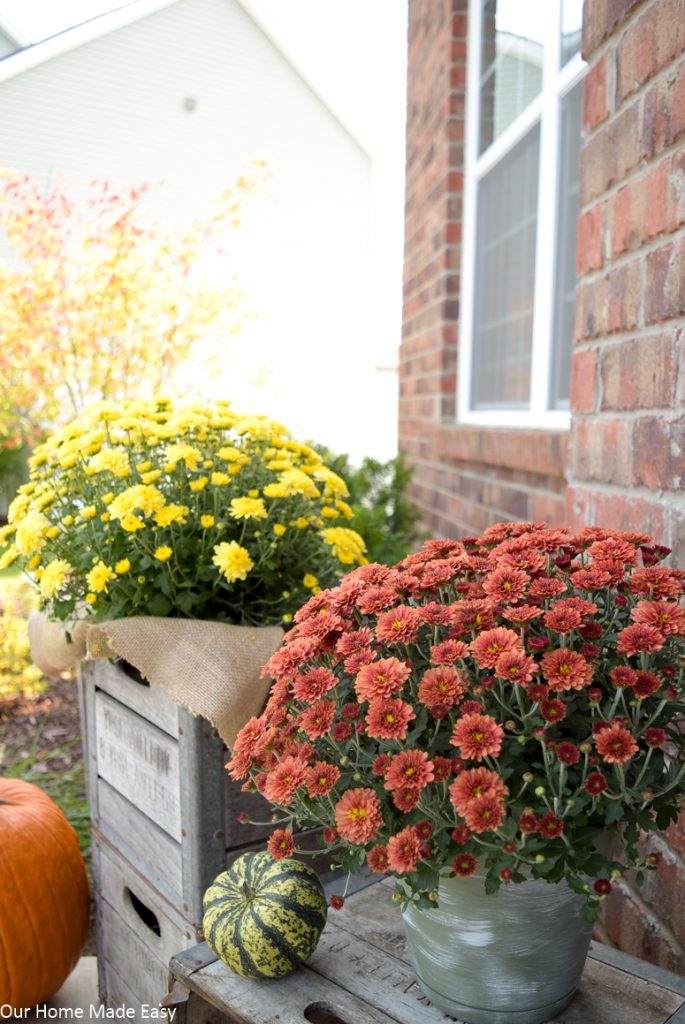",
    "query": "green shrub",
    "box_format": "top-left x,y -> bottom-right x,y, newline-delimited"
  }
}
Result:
314,449 -> 426,566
